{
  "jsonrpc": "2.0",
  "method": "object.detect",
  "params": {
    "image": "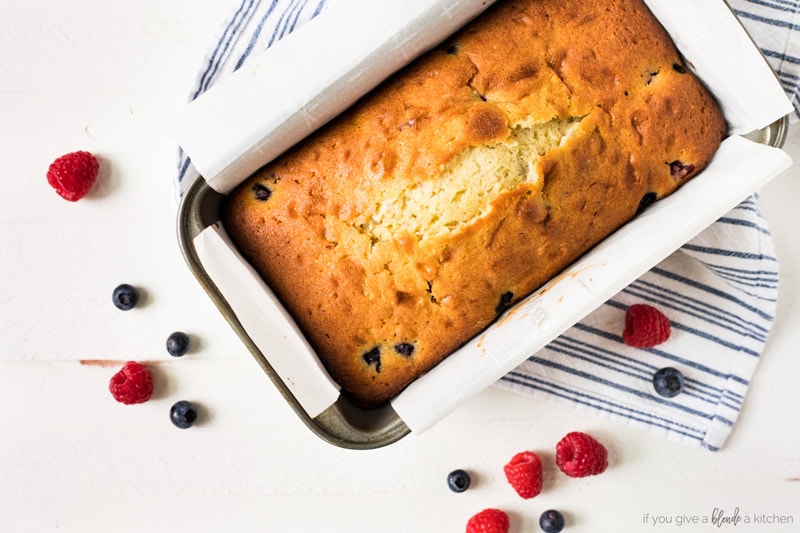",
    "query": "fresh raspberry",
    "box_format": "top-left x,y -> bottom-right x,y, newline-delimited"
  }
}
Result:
46,150 -> 99,201
623,303 -> 671,348
109,361 -> 153,405
466,508 -> 509,533
555,431 -> 608,478
503,450 -> 542,499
